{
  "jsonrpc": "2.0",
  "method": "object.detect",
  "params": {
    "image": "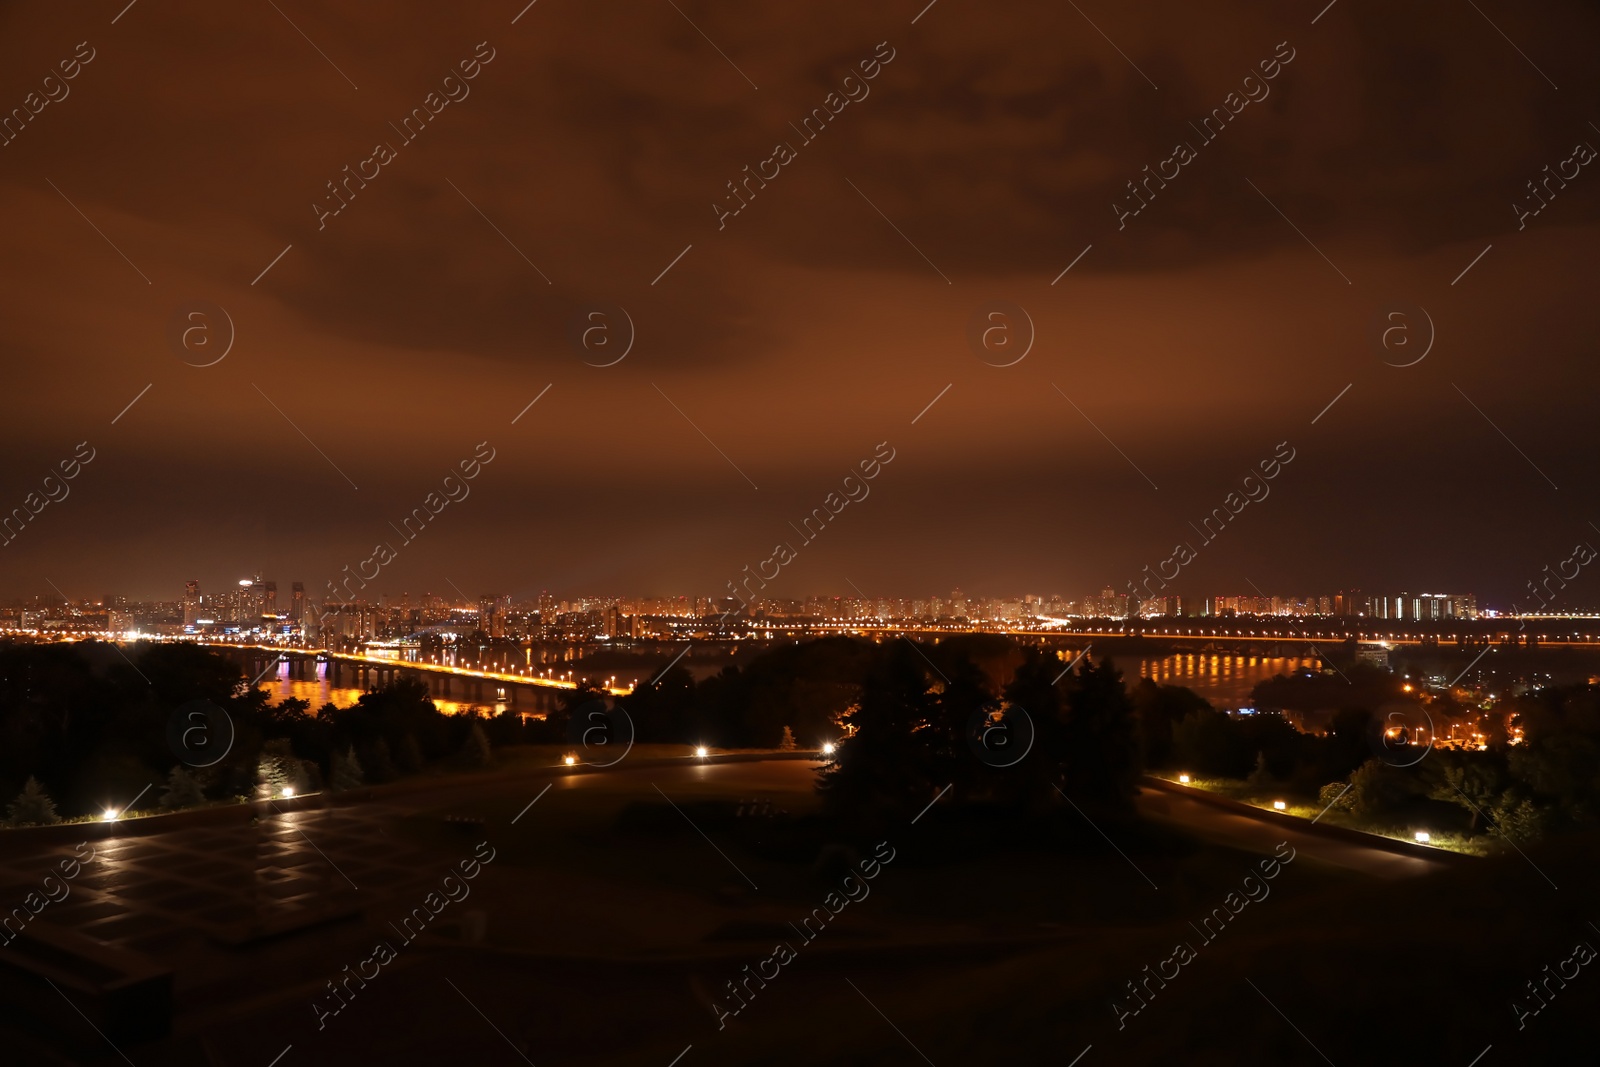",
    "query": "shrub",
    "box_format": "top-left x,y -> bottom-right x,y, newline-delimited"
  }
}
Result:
7,777 -> 61,826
